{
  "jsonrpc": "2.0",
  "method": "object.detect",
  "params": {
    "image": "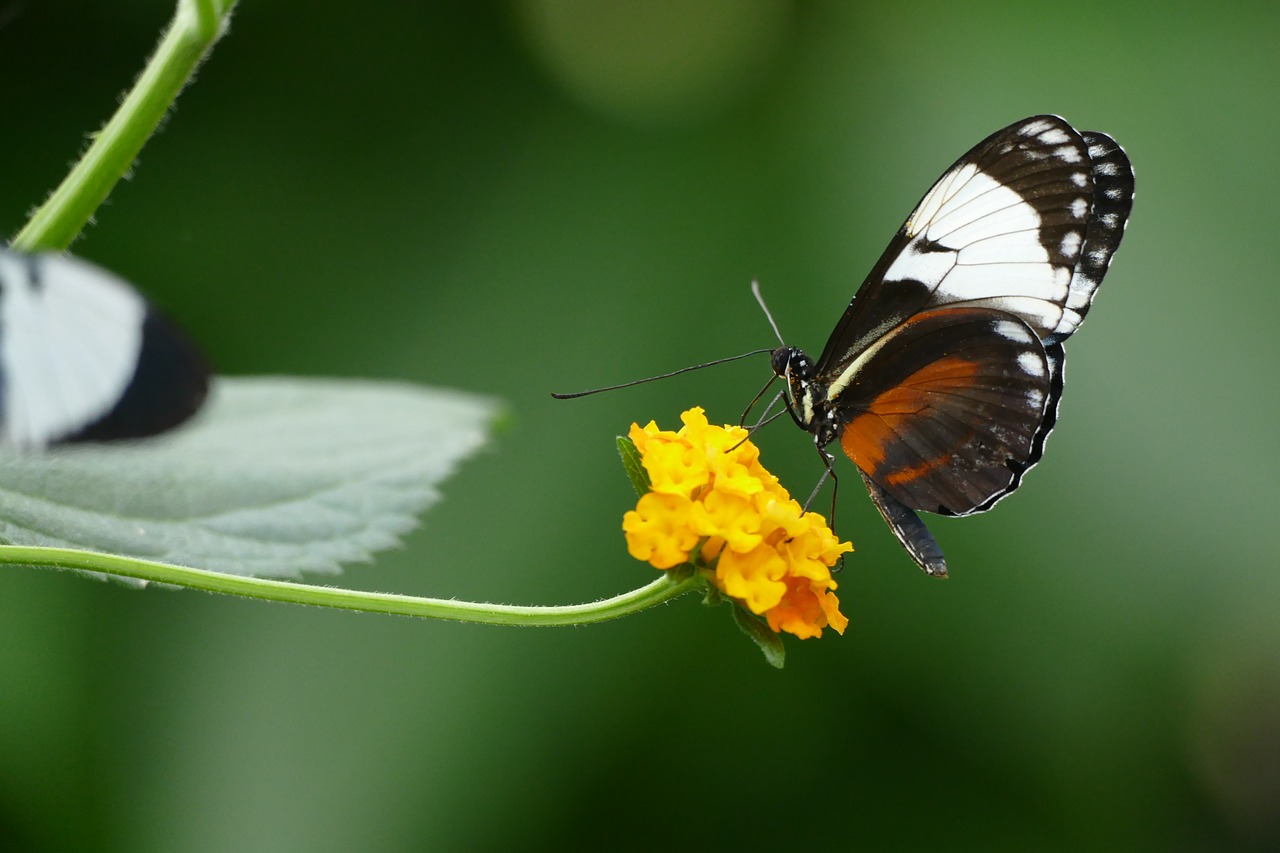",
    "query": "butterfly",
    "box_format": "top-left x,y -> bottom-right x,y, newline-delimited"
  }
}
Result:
0,248 -> 210,450
771,115 -> 1133,577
